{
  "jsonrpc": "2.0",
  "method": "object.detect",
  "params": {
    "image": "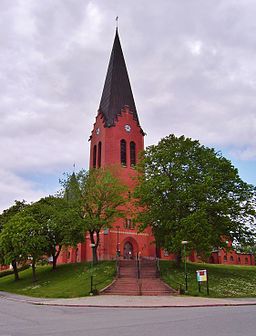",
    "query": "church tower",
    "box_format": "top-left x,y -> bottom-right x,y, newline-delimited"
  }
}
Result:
89,29 -> 144,172
87,29 -> 155,260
